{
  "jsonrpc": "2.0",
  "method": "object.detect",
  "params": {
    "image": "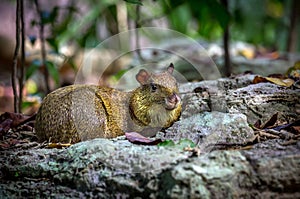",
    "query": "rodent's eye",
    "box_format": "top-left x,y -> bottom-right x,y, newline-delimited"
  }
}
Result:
150,83 -> 157,92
